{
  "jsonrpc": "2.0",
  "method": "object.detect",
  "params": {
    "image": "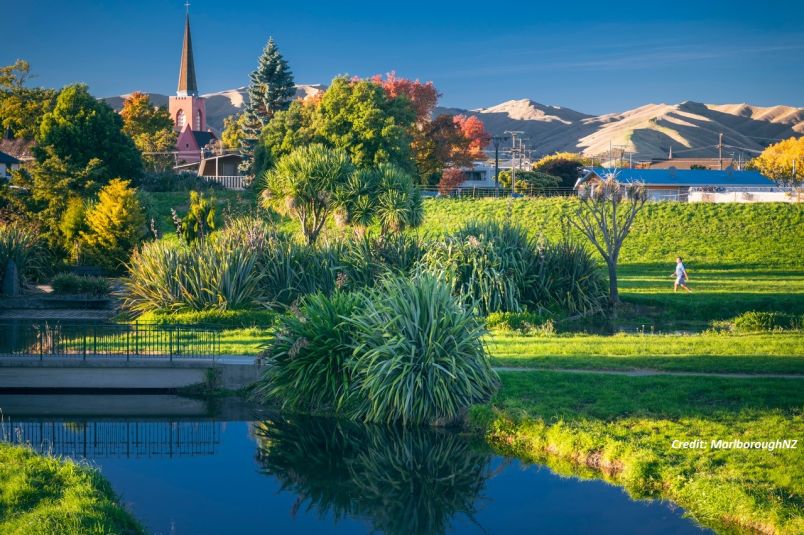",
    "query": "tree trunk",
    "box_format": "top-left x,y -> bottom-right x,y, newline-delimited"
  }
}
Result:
607,261 -> 619,306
